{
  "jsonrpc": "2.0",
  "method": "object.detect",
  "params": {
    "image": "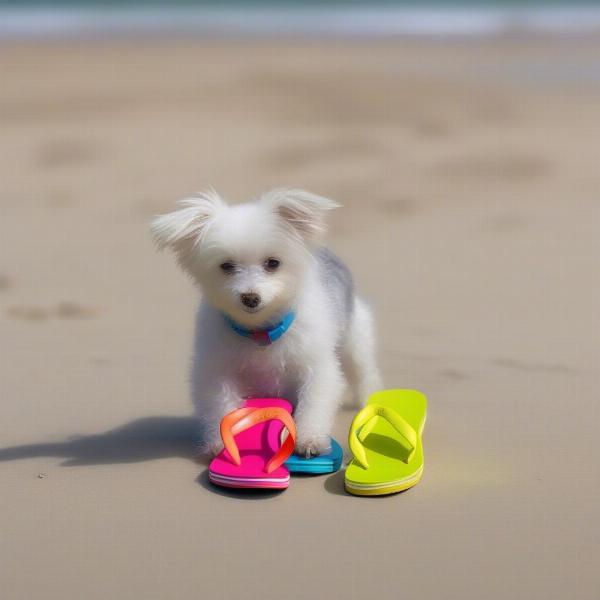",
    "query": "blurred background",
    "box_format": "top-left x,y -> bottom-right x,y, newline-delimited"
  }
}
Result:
3,0 -> 600,38
1,2 -> 599,600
